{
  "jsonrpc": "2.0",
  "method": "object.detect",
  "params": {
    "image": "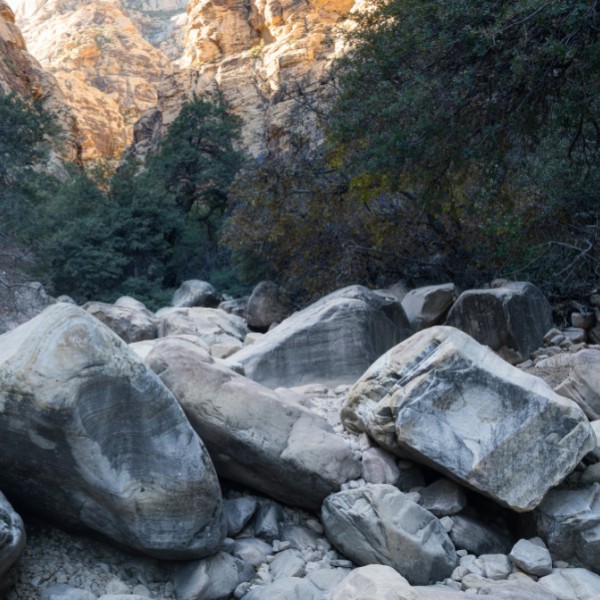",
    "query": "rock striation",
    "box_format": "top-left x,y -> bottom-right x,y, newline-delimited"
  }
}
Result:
0,303 -> 225,559
133,0 -> 358,159
227,285 -> 412,388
